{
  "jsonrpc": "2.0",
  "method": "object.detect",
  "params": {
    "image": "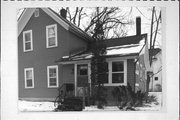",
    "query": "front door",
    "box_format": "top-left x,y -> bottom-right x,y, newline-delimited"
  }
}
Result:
76,64 -> 89,97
